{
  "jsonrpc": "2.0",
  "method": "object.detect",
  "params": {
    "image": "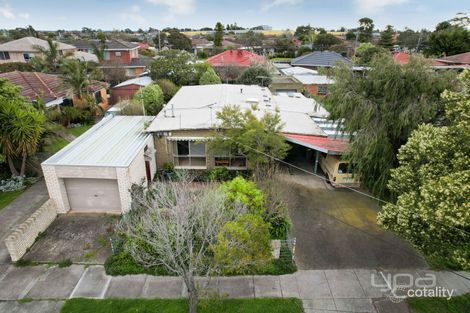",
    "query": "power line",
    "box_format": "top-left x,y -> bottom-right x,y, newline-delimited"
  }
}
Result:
224,136 -> 470,237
